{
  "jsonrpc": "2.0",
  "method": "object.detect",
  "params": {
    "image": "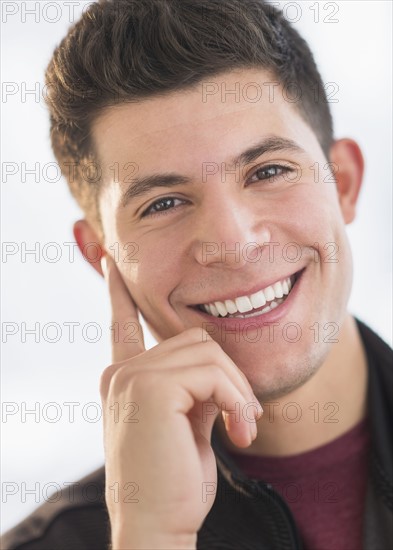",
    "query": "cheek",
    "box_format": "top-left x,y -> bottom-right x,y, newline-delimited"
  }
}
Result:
118,236 -> 182,304
275,180 -> 353,292
120,239 -> 187,341
288,181 -> 353,301
283,180 -> 345,244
